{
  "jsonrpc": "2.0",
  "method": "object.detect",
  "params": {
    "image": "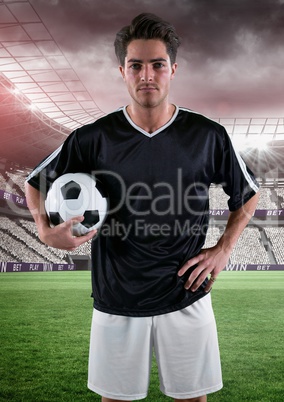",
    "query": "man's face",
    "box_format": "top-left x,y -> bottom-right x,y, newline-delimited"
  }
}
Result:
119,39 -> 177,109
